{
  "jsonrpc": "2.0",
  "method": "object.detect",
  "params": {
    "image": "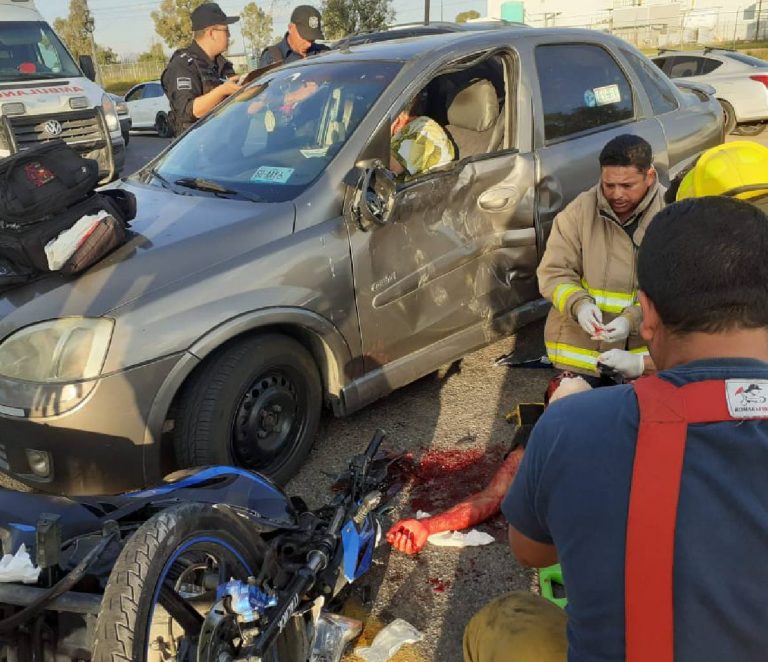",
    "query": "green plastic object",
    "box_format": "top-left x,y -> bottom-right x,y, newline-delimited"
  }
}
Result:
539,564 -> 568,608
